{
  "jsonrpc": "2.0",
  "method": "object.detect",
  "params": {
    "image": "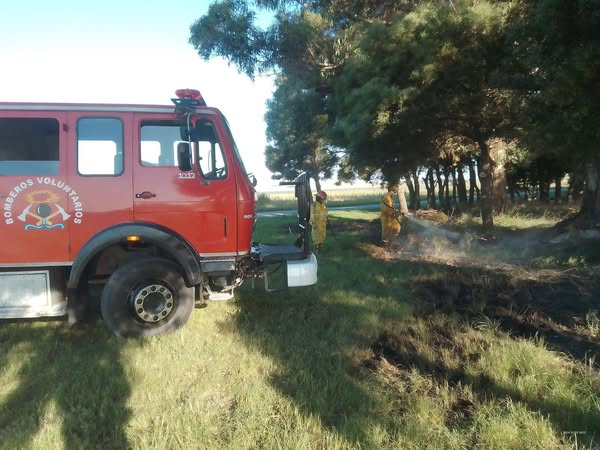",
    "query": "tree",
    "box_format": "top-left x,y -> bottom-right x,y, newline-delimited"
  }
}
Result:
264,77 -> 338,191
513,0 -> 600,224
189,0 -> 277,78
190,0 -> 598,234
190,0 -> 360,188
332,2 -> 524,237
